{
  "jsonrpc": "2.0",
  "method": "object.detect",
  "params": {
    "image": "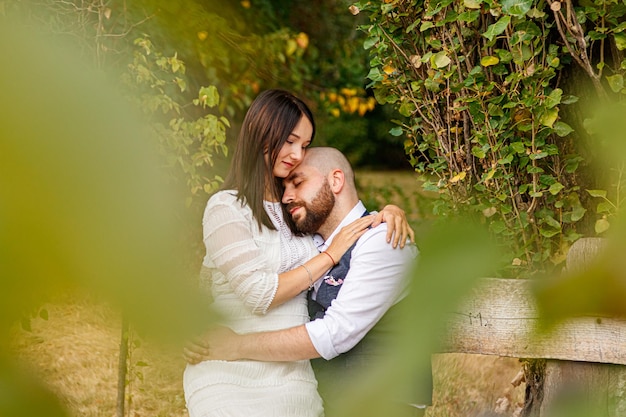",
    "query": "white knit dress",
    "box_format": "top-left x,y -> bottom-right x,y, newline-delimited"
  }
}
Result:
183,190 -> 324,417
